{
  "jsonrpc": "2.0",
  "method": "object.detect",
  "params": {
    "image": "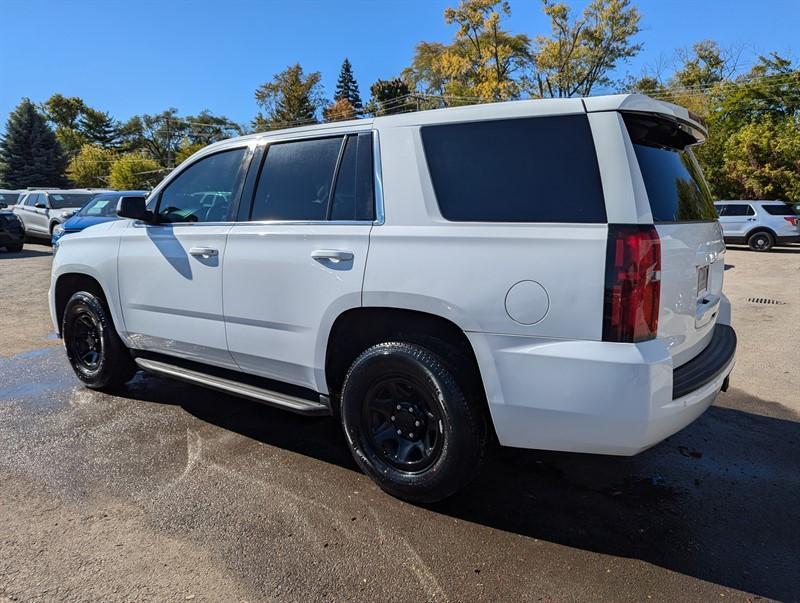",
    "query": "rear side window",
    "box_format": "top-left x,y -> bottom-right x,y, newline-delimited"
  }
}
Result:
421,115 -> 606,223
762,204 -> 796,216
330,134 -> 374,221
624,113 -> 716,223
250,134 -> 374,222
251,137 -> 342,221
719,204 -> 754,217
